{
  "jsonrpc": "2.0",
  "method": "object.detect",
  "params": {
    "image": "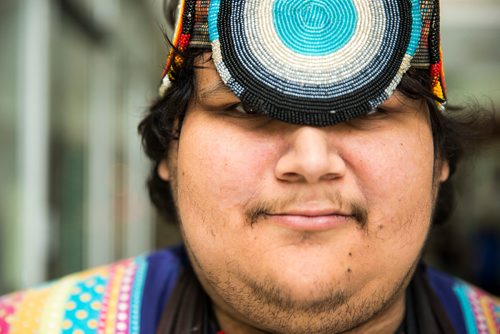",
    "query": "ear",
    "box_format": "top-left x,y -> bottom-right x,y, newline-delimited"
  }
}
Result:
158,159 -> 171,181
438,160 -> 450,183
